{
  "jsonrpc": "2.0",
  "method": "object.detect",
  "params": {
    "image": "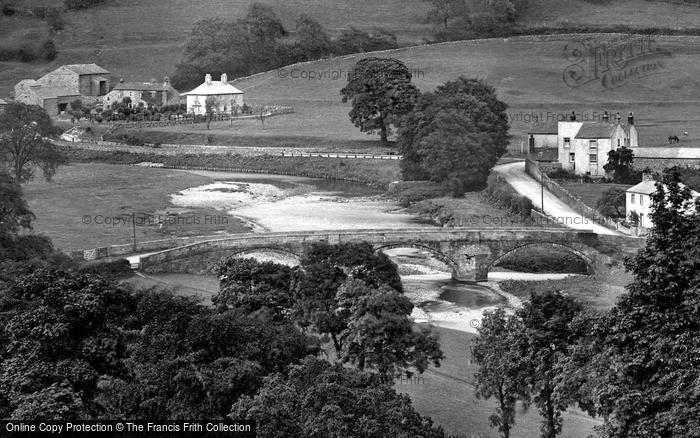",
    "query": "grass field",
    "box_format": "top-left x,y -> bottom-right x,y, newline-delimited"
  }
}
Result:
22,163 -> 251,251
88,33 -> 700,150
558,181 -> 633,211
